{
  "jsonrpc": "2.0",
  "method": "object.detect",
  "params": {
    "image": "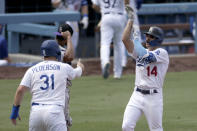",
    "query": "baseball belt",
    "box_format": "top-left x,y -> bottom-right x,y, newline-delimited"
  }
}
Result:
104,12 -> 123,15
32,102 -> 62,106
136,87 -> 158,95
